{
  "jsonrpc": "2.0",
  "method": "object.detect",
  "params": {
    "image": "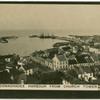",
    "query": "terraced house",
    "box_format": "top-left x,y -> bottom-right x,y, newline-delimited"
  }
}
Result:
31,43 -> 98,71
